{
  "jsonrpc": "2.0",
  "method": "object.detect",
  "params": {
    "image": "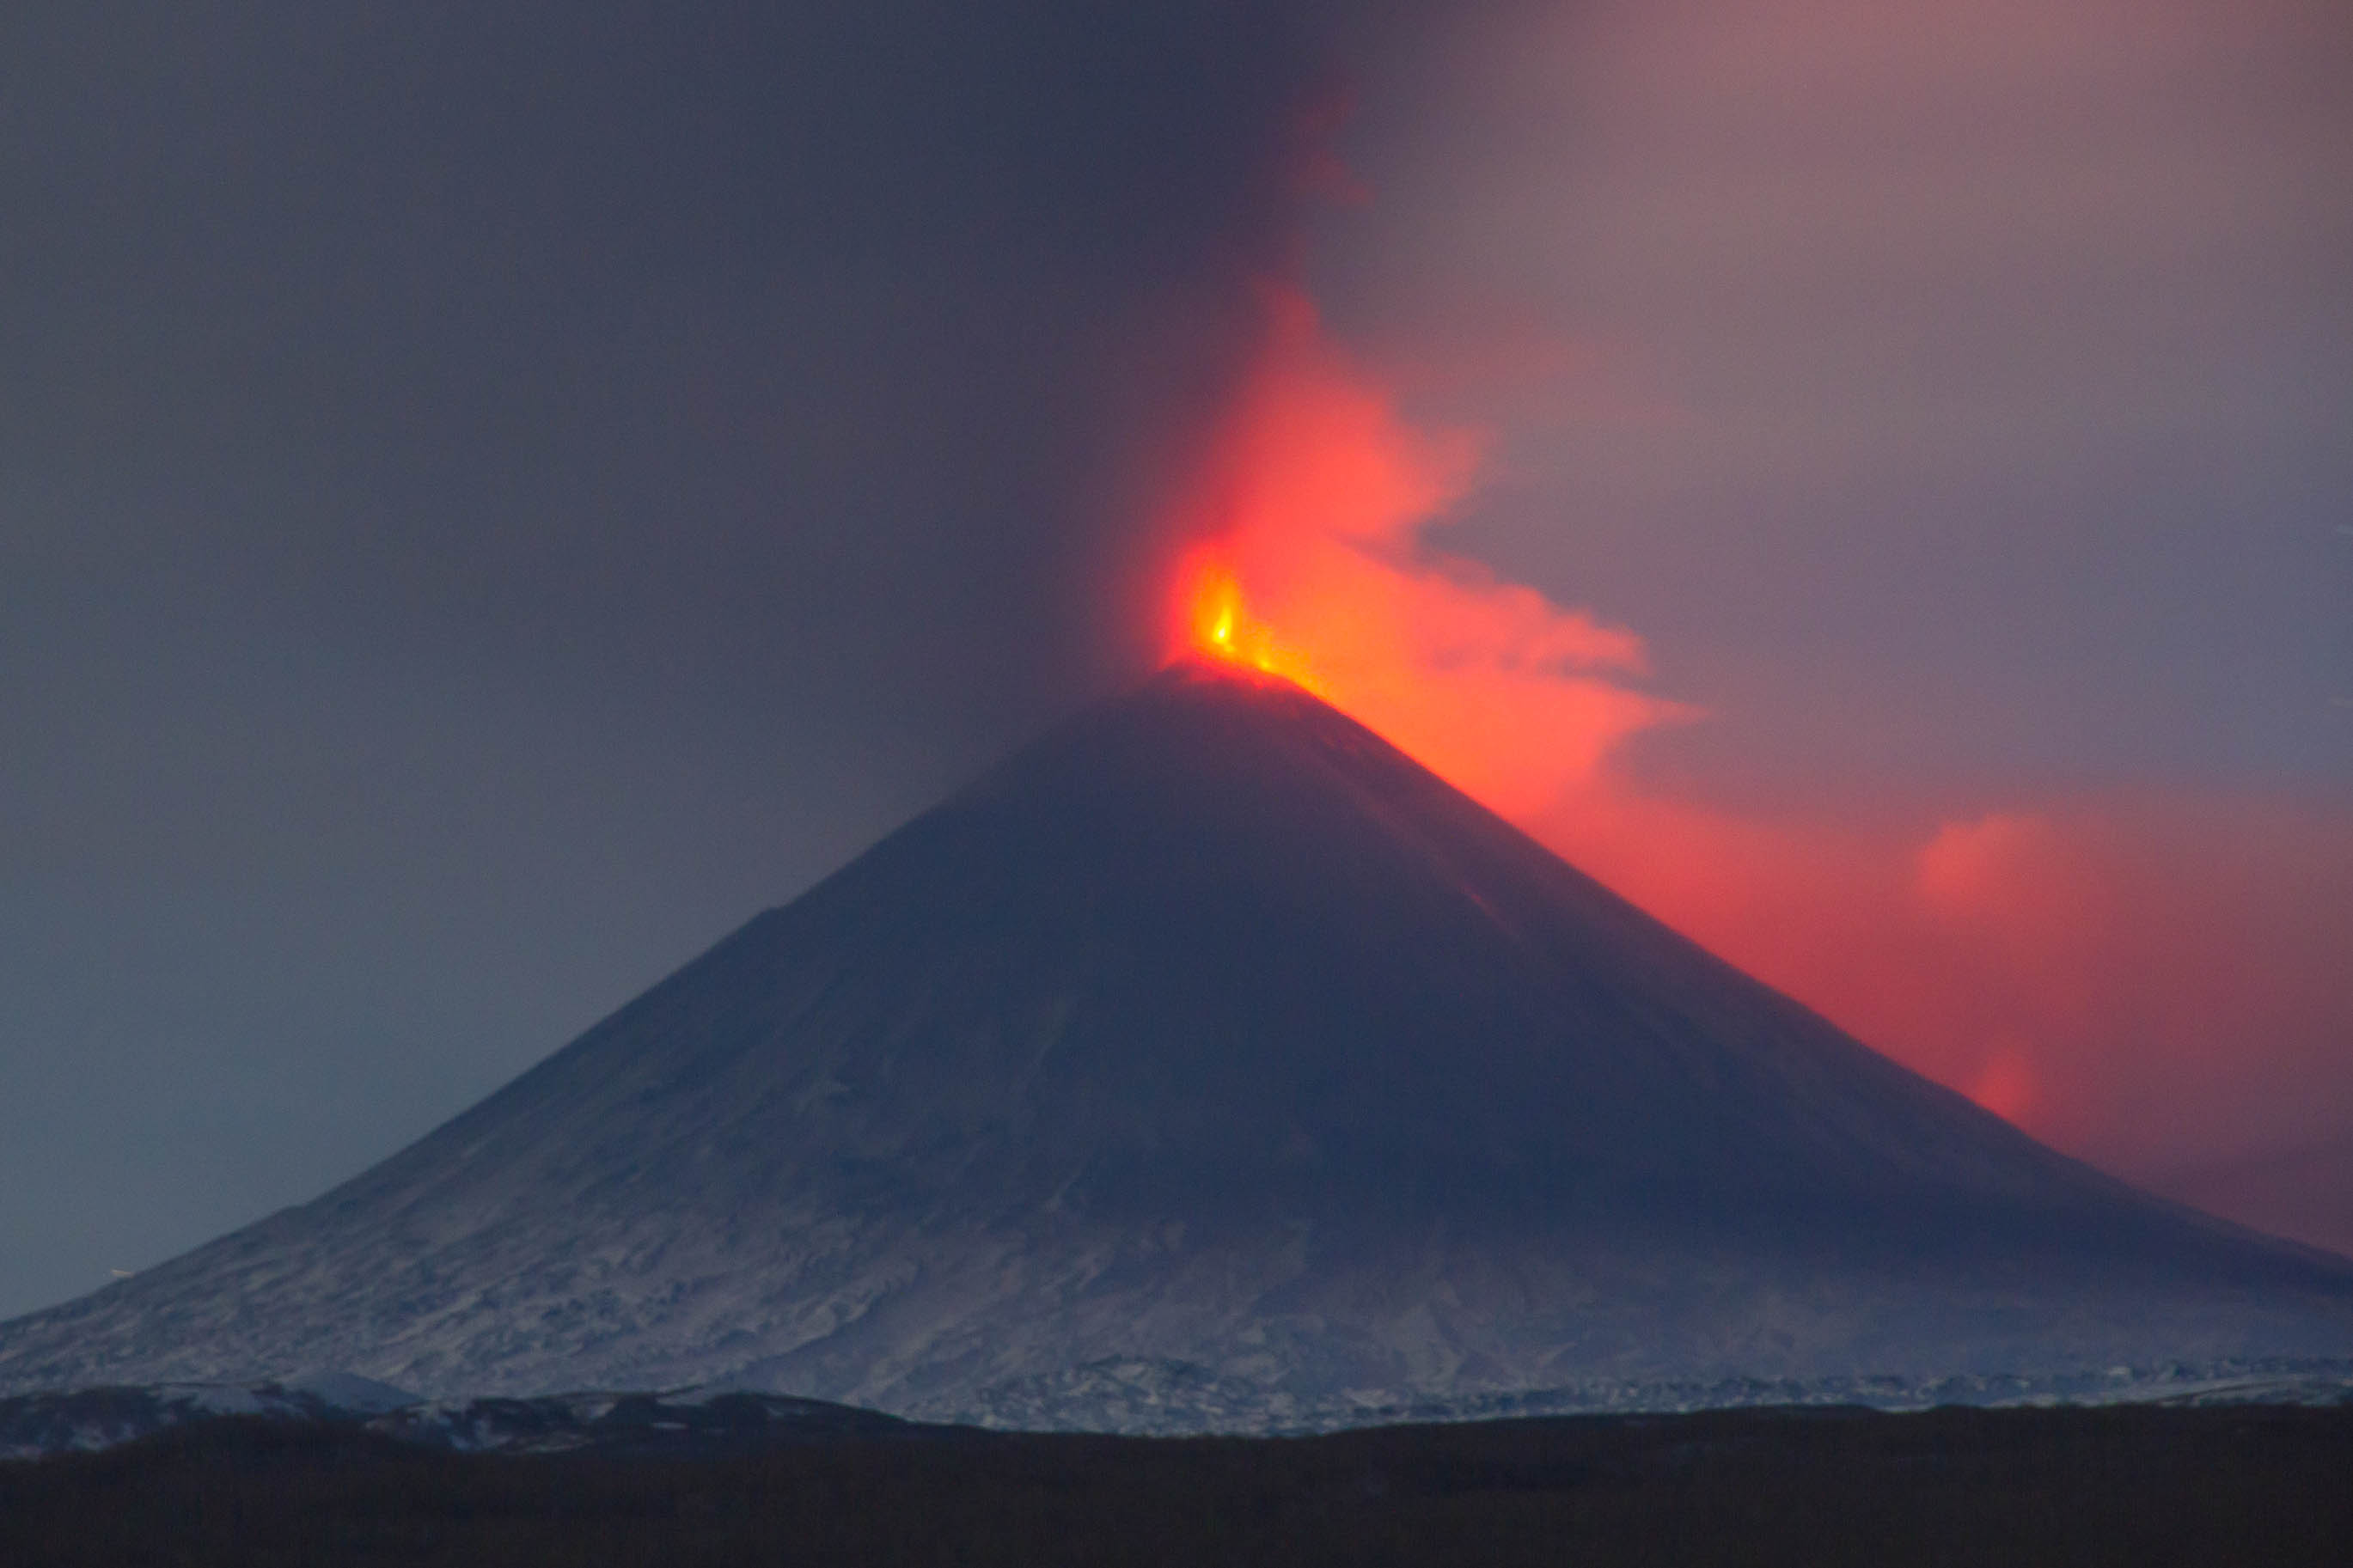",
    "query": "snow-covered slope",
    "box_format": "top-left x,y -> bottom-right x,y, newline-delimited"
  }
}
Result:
0,1379 -> 922,1460
9,1358 -> 2351,1457
3,660 -> 2348,1429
